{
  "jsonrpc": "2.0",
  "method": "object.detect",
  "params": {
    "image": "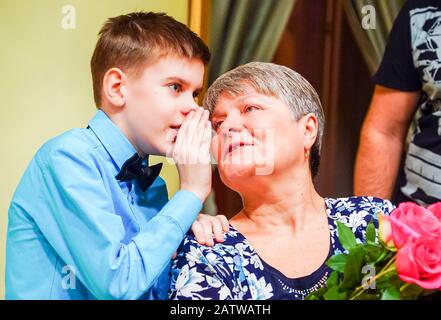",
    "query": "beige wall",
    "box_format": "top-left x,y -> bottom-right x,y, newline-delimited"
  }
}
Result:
0,0 -> 188,299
